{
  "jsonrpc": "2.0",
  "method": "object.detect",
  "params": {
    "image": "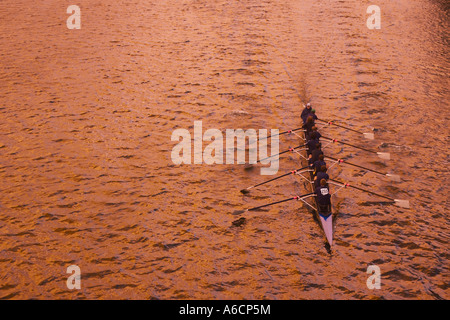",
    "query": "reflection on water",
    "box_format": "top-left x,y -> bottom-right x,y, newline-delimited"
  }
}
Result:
0,0 -> 448,299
